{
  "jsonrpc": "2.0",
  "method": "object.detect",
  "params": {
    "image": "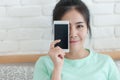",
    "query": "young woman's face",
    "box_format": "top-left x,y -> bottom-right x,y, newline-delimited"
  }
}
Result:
61,9 -> 88,50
